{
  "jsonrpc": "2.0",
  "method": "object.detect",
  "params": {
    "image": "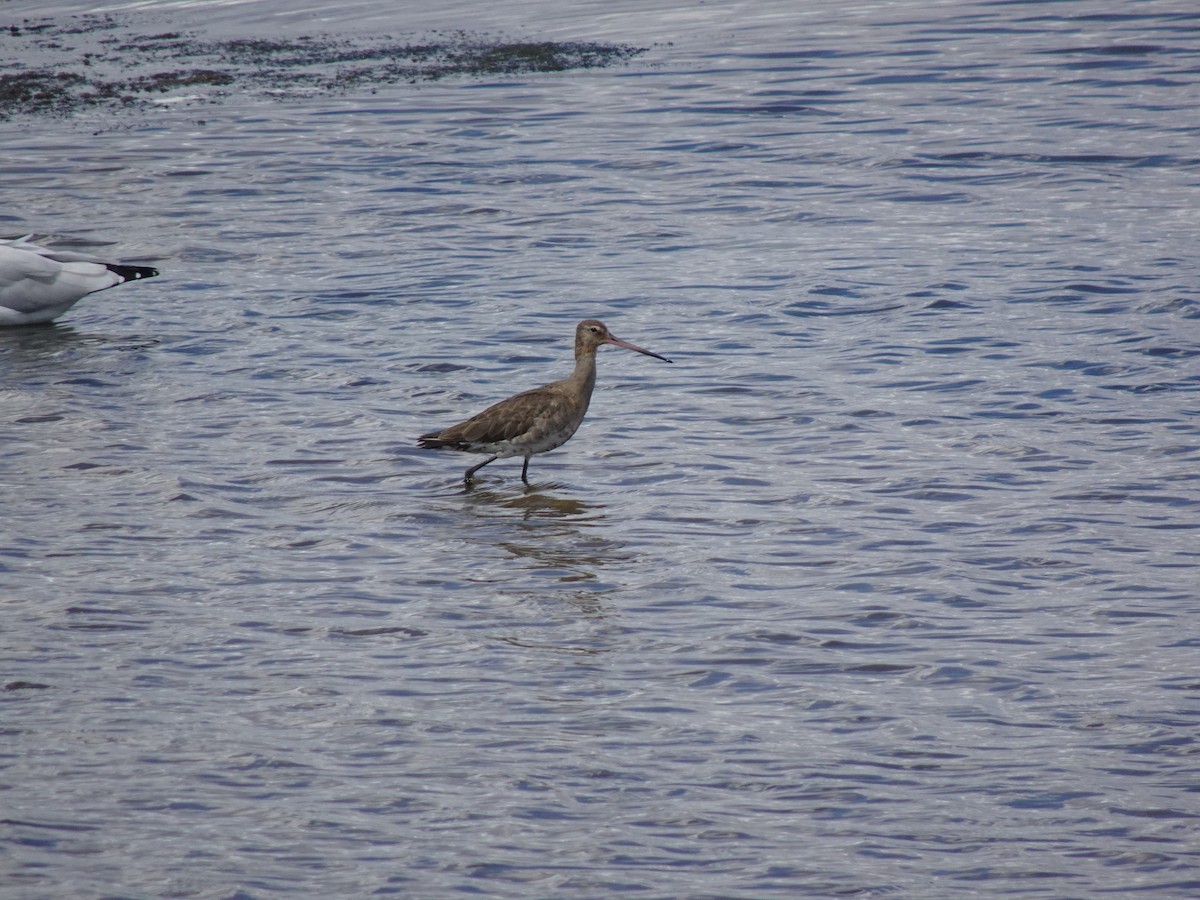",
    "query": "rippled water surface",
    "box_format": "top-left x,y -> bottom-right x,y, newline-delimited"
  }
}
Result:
4,0 -> 1200,896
